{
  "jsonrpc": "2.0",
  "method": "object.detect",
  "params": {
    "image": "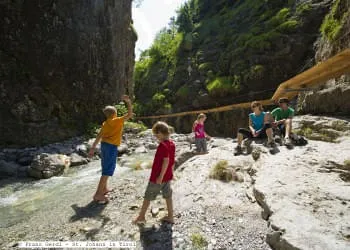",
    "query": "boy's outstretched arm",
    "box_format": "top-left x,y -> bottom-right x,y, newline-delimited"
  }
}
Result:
88,131 -> 103,157
156,158 -> 169,184
122,95 -> 133,121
